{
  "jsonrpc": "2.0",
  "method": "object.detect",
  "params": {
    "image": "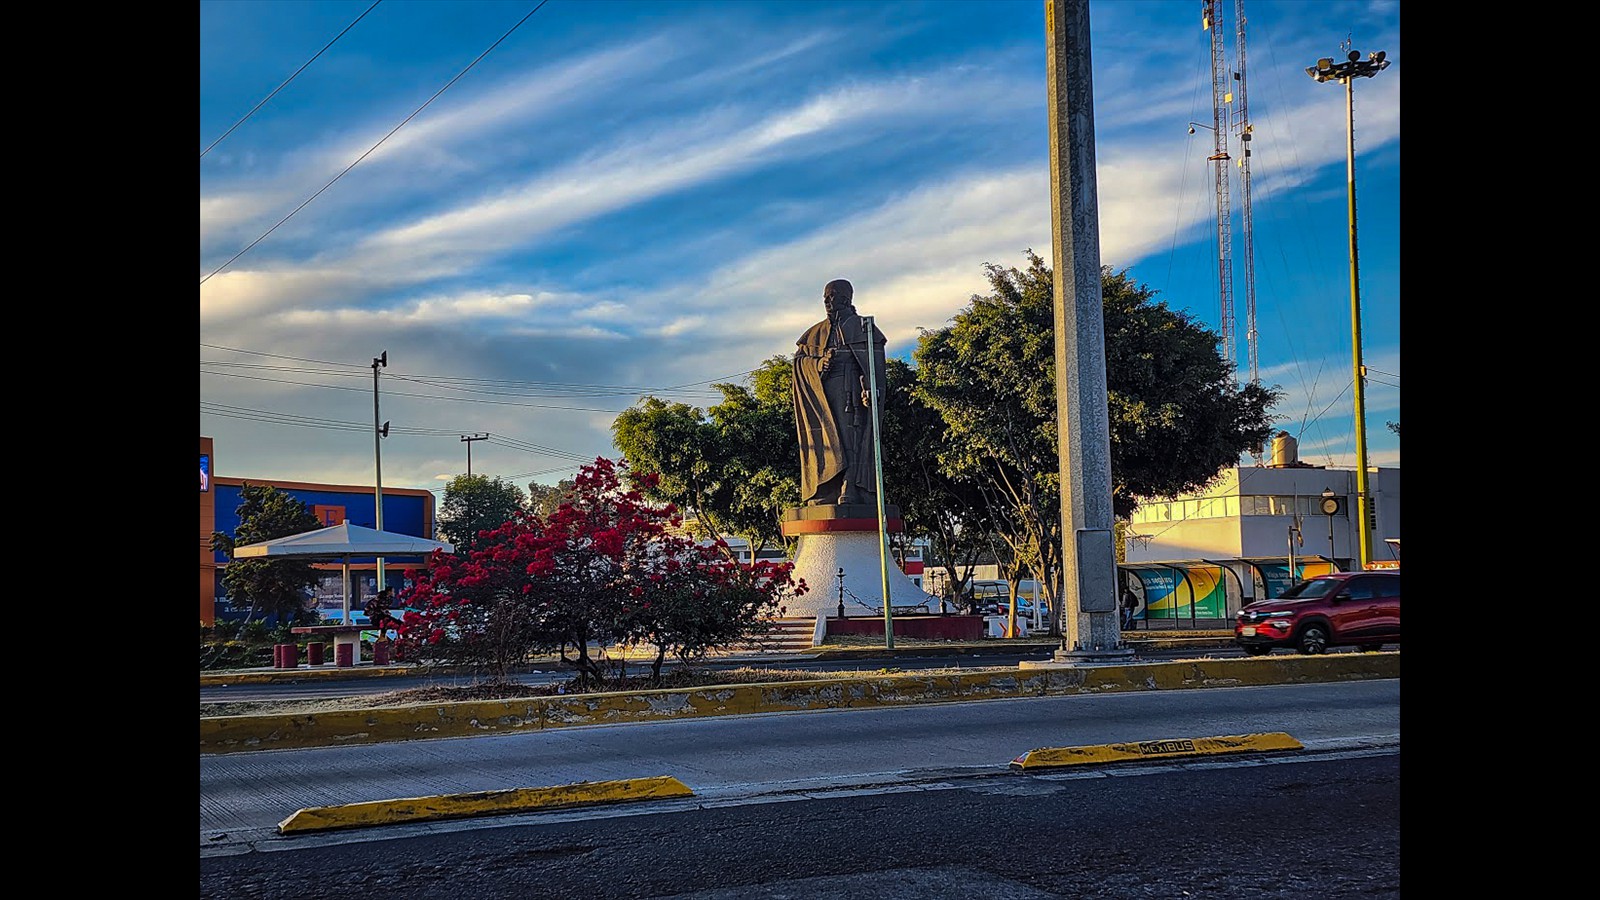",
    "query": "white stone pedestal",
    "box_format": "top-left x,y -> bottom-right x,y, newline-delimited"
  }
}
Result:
783,531 -> 938,619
